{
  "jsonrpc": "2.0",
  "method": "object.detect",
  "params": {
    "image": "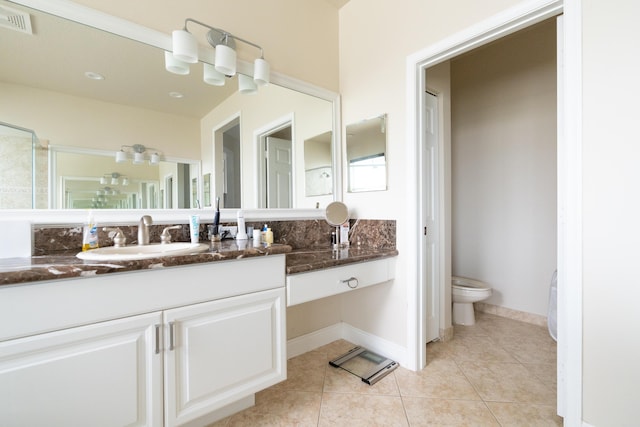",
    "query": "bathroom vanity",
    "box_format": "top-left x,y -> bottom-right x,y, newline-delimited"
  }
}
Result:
0,254 -> 287,427
0,220 -> 397,426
